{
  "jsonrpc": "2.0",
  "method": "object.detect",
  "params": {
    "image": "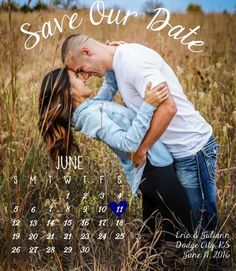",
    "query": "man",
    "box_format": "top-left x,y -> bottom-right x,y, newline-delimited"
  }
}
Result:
61,34 -> 219,234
